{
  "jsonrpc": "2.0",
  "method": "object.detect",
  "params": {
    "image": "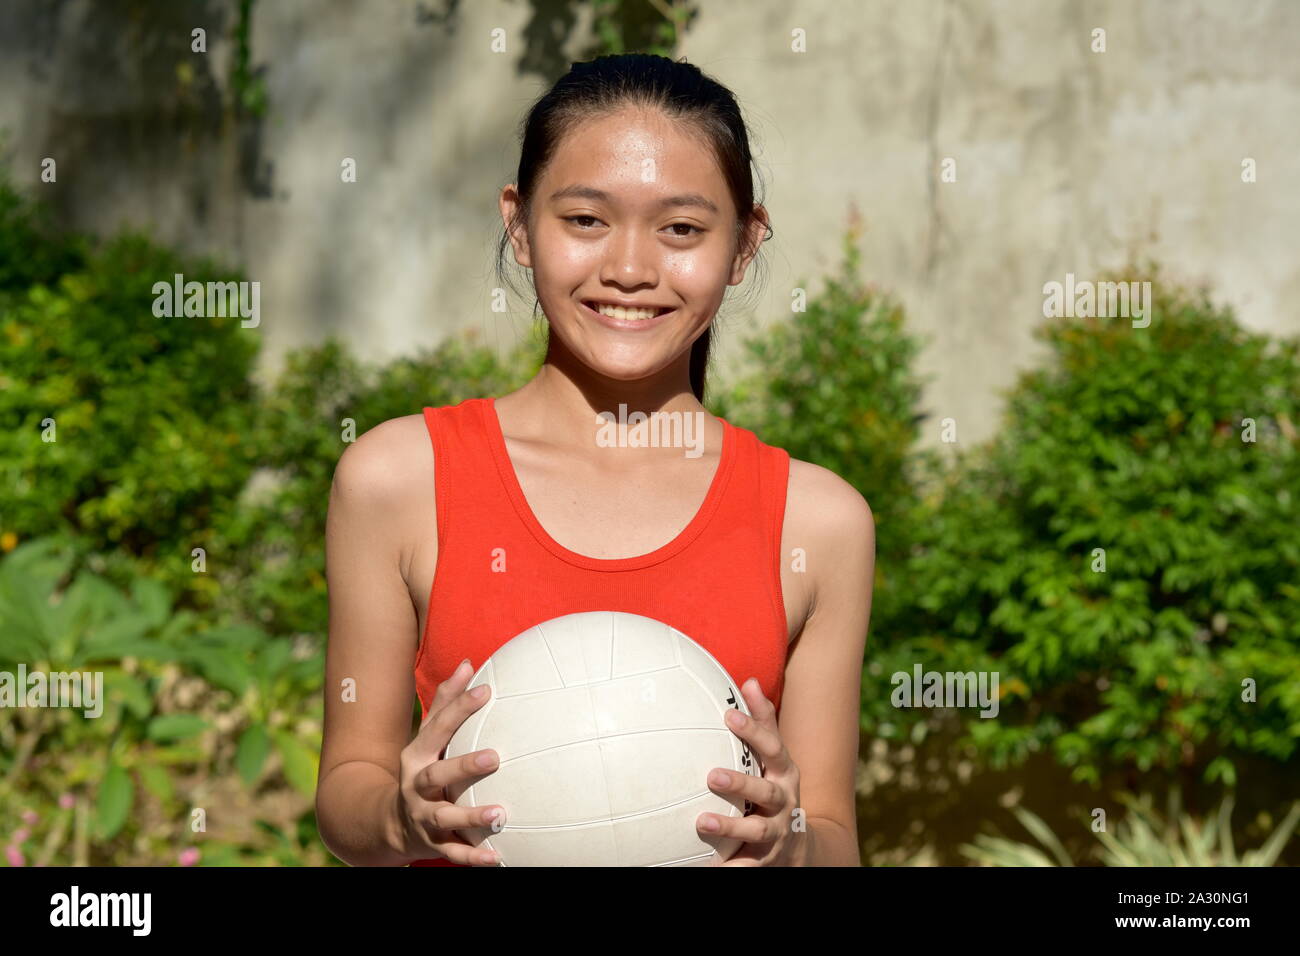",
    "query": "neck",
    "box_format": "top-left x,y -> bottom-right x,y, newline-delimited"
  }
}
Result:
497,356 -> 716,462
